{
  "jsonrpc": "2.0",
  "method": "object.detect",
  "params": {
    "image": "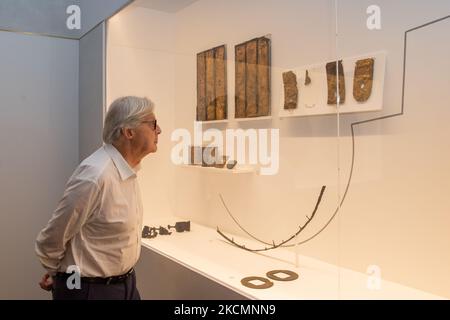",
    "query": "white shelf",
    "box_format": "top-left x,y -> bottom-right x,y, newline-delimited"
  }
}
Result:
195,119 -> 228,124
194,116 -> 273,124
141,217 -> 444,300
177,164 -> 256,174
234,116 -> 272,122
278,107 -> 380,119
